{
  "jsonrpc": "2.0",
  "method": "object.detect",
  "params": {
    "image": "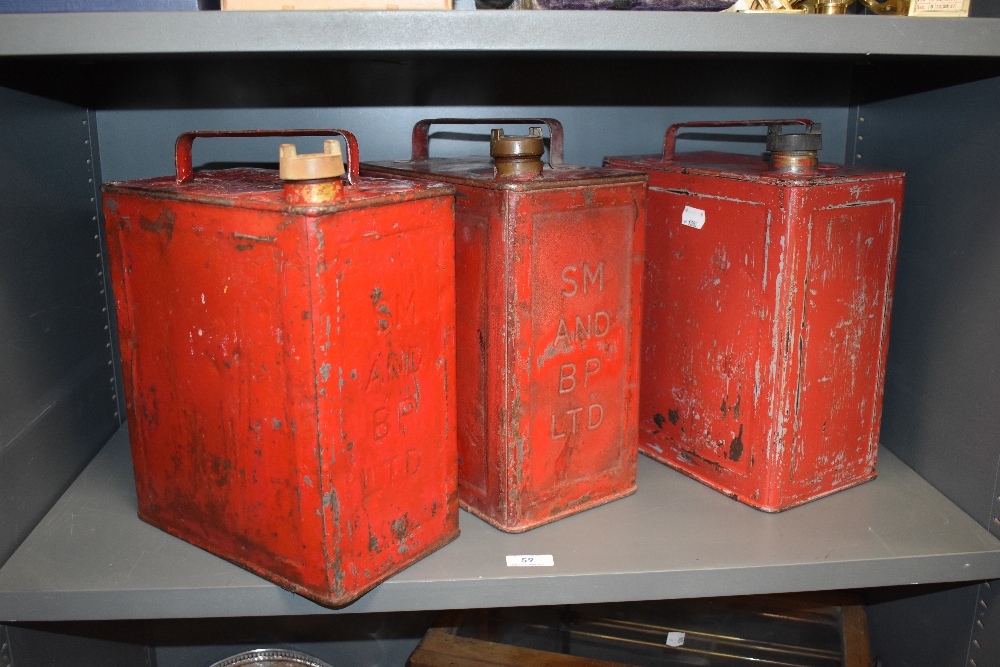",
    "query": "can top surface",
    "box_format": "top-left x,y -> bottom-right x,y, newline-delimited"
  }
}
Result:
604,151 -> 905,185
362,157 -> 648,191
102,167 -> 454,213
